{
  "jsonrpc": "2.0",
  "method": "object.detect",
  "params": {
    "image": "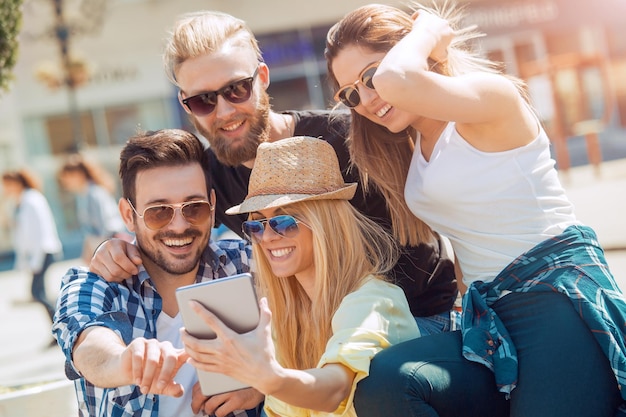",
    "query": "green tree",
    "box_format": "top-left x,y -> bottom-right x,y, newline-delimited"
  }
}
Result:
0,0 -> 23,93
